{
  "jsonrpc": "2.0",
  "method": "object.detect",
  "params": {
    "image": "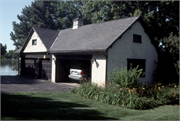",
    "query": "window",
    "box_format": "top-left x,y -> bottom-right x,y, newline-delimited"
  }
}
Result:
32,39 -> 37,45
127,59 -> 146,77
133,34 -> 142,43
